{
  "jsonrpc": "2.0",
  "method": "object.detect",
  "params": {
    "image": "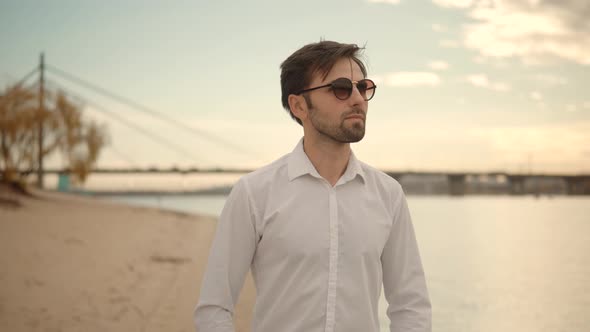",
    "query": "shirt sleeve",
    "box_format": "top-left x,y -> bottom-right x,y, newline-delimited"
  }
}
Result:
381,189 -> 432,332
194,178 -> 258,331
